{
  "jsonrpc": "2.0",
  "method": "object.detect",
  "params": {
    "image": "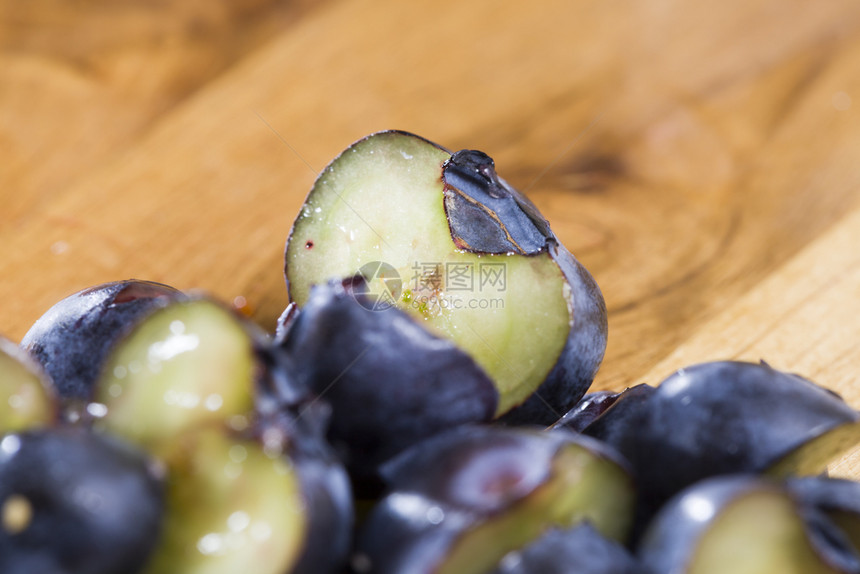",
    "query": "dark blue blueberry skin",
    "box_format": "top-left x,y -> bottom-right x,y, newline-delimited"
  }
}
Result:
21,280 -> 182,400
580,361 -> 860,539
277,279 -> 498,492
378,425 -> 569,513
788,476 -> 860,562
442,150 -> 552,256
788,476 -> 860,519
268,408 -> 355,574
441,147 -> 607,426
356,426 -> 630,574
0,428 -> 164,574
253,348 -> 354,574
489,523 -> 643,574
288,442 -> 354,574
551,385 -> 654,434
354,495 -> 472,574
